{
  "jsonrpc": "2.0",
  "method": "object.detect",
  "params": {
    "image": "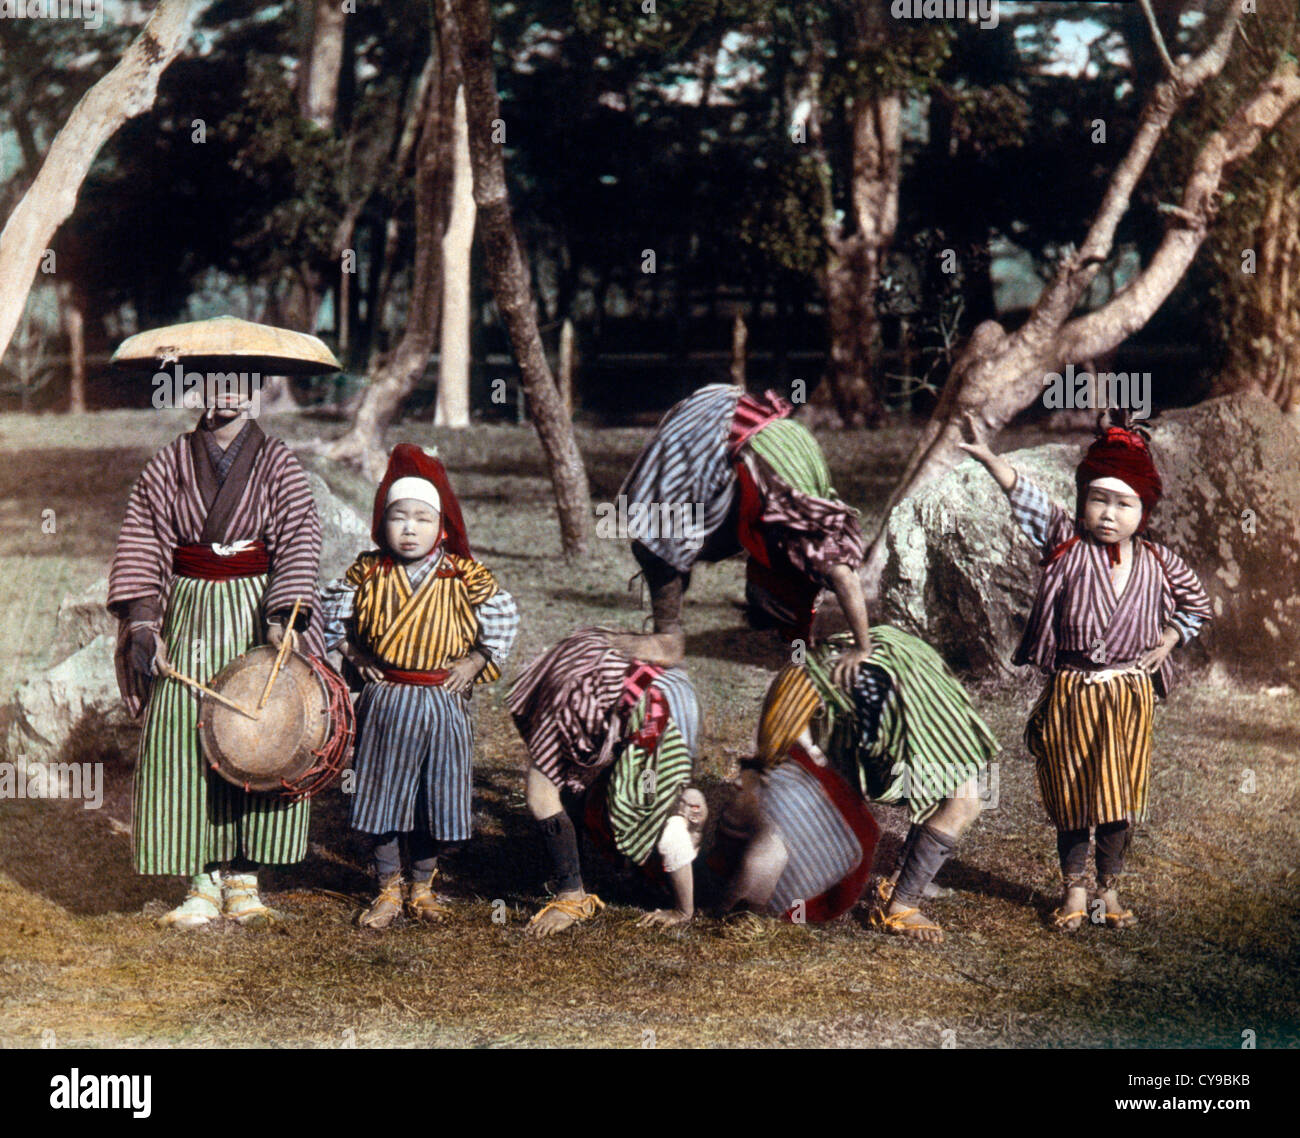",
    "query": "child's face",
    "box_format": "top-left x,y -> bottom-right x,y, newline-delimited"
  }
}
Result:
1081,484 -> 1142,544
384,499 -> 441,561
